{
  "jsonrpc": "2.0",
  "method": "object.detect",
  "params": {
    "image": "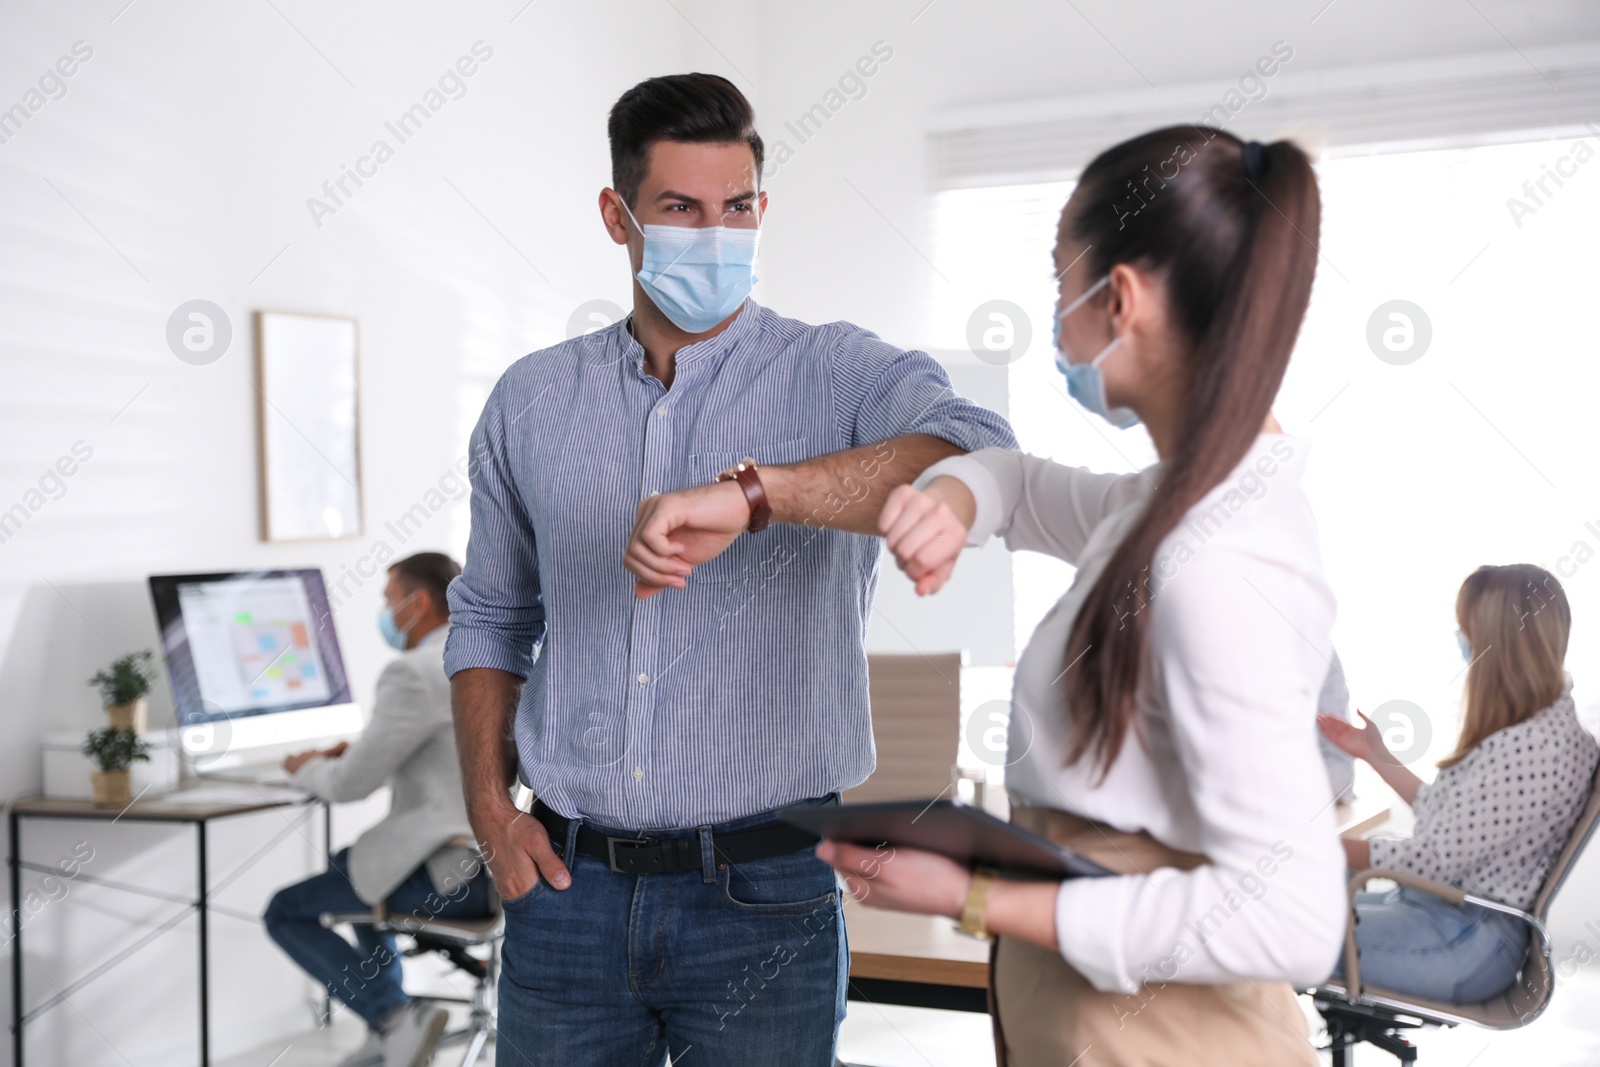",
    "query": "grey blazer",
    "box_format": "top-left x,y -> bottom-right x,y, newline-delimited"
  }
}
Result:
292,624 -> 479,904
1318,649 -> 1356,804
